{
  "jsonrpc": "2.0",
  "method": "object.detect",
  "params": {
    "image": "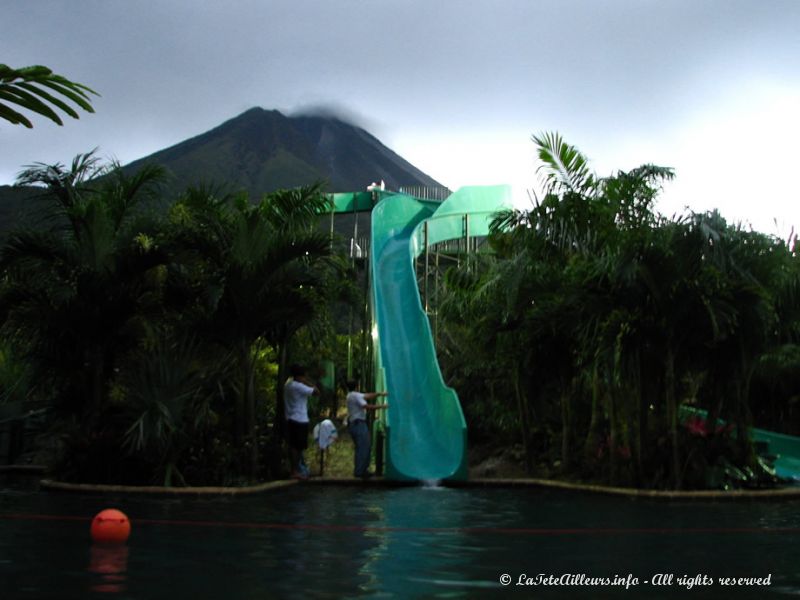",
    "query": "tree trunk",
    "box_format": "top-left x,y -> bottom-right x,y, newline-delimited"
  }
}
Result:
583,362 -> 602,461
635,378 -> 646,487
267,337 -> 289,478
87,346 -> 105,424
560,385 -> 572,470
705,374 -> 724,443
275,338 -> 288,427
733,360 -> 755,464
513,361 -> 534,474
665,346 -> 680,489
608,387 -> 617,484
629,354 -> 644,486
241,340 -> 259,479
